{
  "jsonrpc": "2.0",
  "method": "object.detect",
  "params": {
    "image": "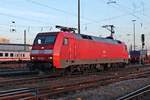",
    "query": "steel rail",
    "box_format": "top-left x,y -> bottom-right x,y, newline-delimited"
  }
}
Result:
0,65 -> 150,99
0,69 -> 150,99
117,85 -> 150,100
35,70 -> 150,99
0,70 -> 38,77
0,88 -> 36,100
0,64 -> 149,87
0,74 -> 58,87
